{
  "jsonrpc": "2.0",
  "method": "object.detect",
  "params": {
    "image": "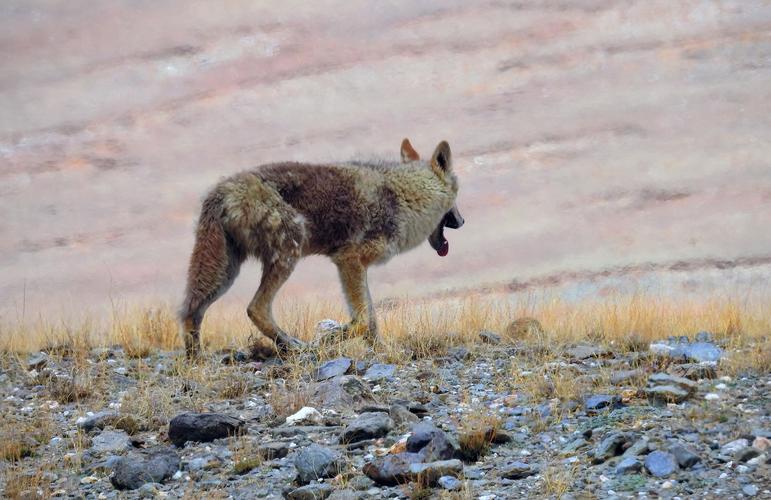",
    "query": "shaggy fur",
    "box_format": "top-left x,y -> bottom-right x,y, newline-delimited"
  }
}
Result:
180,139 -> 462,358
